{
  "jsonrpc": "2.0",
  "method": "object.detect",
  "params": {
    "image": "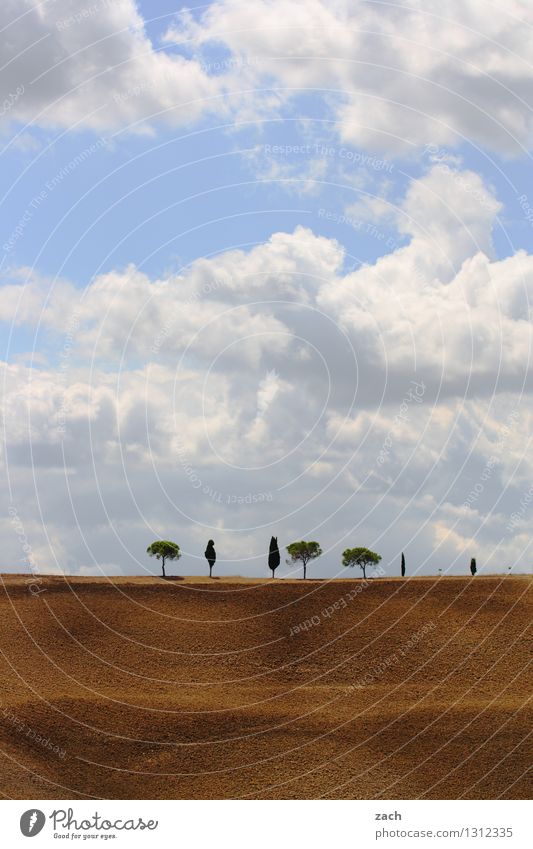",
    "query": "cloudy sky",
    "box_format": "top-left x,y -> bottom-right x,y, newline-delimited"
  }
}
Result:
1,0 -> 532,578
